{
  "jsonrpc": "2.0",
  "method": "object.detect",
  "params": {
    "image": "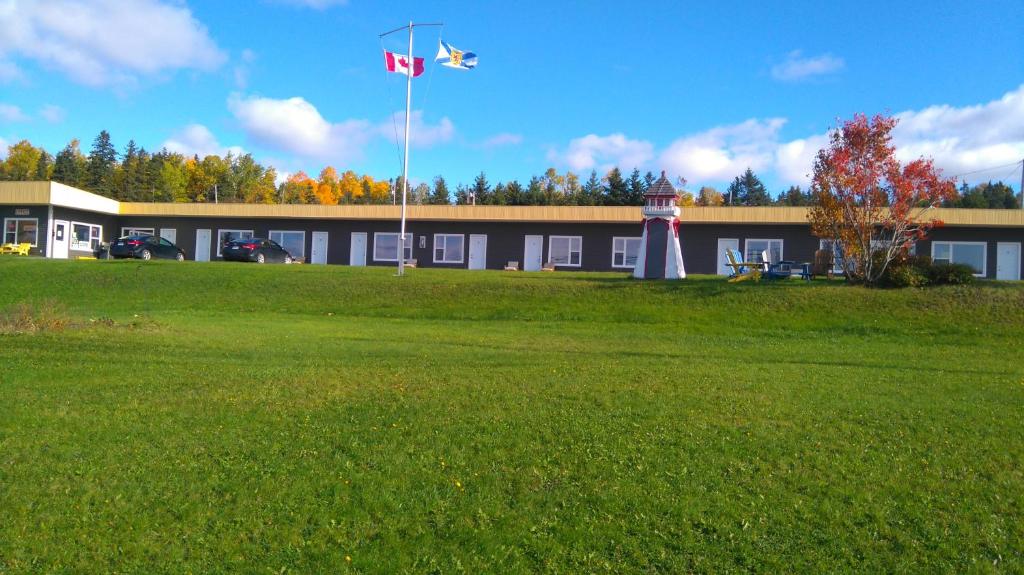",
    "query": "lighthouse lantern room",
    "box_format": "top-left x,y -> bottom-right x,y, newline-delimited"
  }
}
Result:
632,171 -> 685,279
